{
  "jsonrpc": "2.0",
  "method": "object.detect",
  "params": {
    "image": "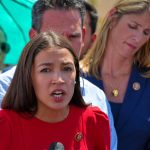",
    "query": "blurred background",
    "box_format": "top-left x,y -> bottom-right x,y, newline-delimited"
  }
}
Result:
0,0 -> 116,71
0,0 -> 35,70
88,0 -> 116,18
